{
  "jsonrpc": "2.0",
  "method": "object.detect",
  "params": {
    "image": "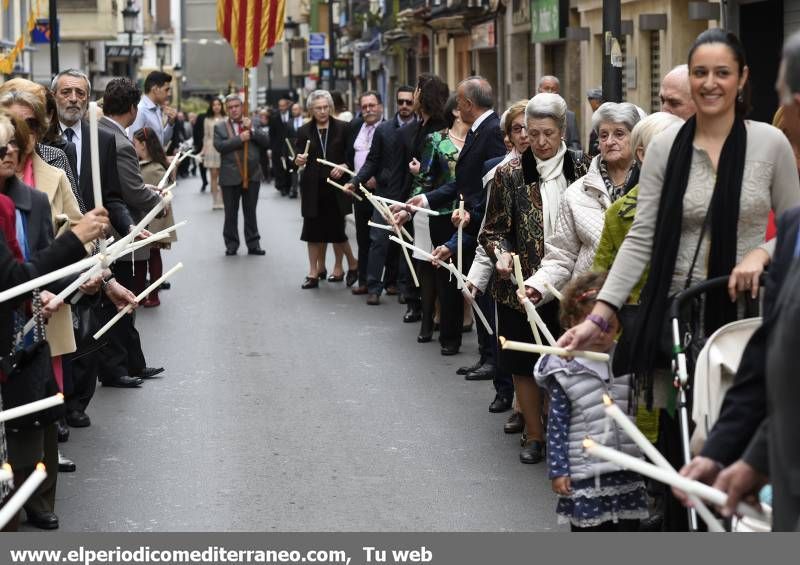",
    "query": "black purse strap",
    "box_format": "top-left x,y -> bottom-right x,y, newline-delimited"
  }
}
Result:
684,205 -> 713,291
